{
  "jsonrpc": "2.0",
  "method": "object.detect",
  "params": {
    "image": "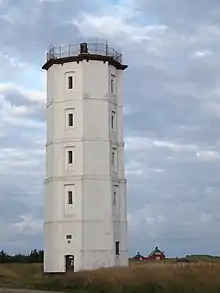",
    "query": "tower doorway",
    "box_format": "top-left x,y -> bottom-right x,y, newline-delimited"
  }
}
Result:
65,255 -> 74,272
